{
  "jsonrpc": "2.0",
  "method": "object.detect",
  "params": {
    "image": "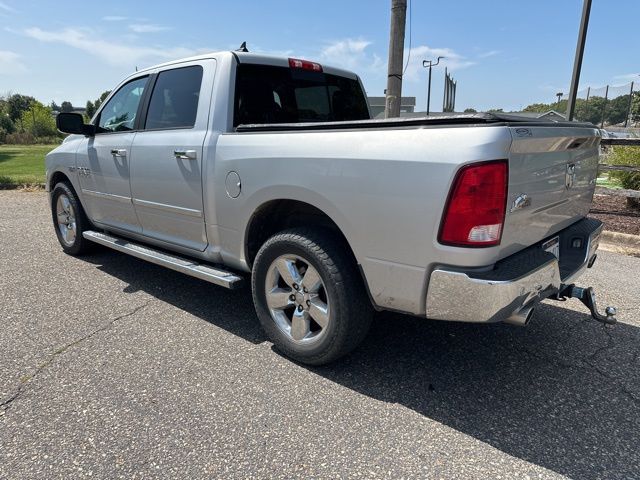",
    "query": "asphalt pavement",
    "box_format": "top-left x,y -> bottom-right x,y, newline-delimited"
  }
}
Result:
1,190 -> 639,479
